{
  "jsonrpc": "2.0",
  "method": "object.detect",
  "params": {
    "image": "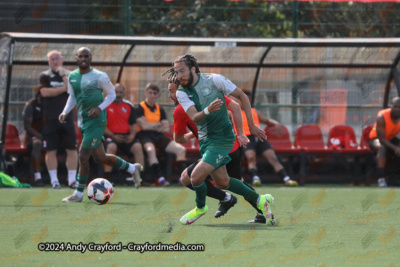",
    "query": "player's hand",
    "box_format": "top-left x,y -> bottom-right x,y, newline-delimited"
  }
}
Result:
59,112 -> 67,123
237,134 -> 249,148
57,66 -> 66,77
208,98 -> 223,113
88,107 -> 101,118
153,122 -> 163,132
124,134 -> 135,143
250,125 -> 268,142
